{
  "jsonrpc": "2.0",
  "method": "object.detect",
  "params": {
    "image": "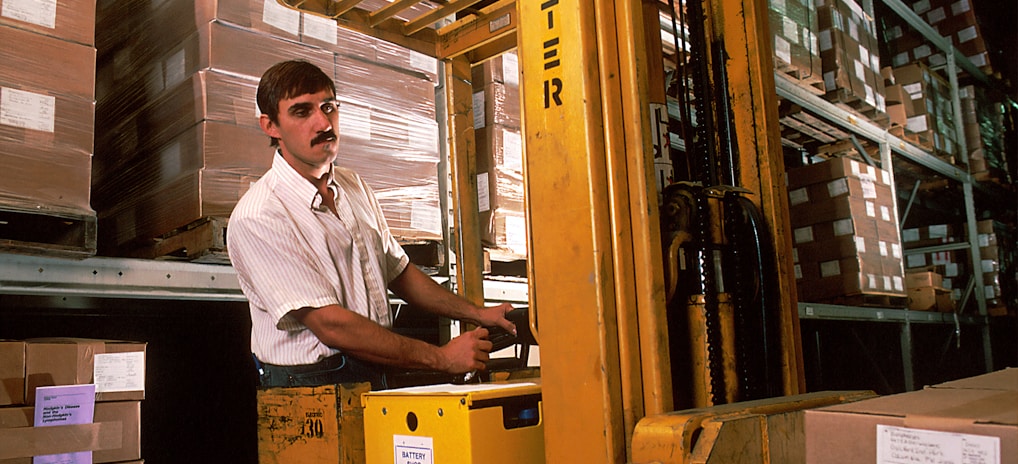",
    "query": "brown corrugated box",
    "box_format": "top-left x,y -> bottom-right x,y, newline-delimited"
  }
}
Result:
24,339 -> 146,405
336,54 -> 437,122
0,341 -> 25,406
472,51 -> 519,89
0,139 -> 92,215
473,82 -> 521,130
0,25 -> 95,101
100,168 -> 257,247
806,368 -> 1018,464
786,157 -> 890,190
97,0 -> 302,58
0,400 -> 141,463
0,0 -> 95,46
